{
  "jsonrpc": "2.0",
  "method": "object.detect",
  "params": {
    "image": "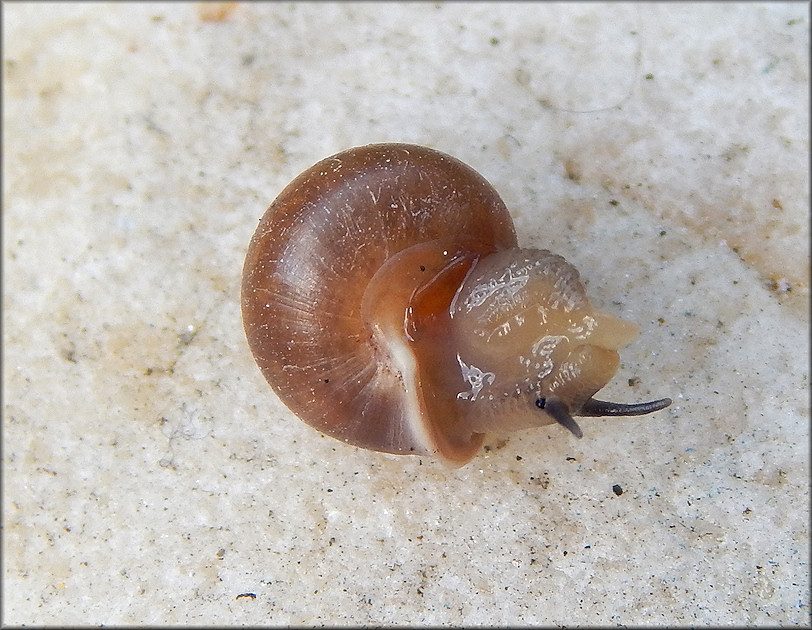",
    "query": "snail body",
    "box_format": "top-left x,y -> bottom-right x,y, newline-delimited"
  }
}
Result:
241,143 -> 670,466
